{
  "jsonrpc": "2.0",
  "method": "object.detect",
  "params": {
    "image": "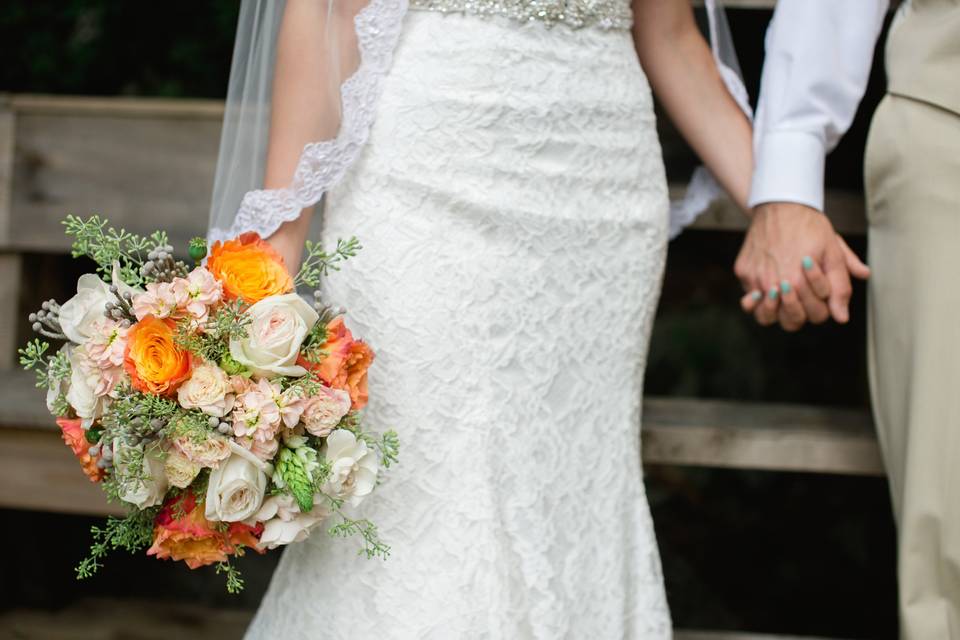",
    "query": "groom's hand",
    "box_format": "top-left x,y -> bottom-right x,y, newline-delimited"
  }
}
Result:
735,202 -> 870,330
